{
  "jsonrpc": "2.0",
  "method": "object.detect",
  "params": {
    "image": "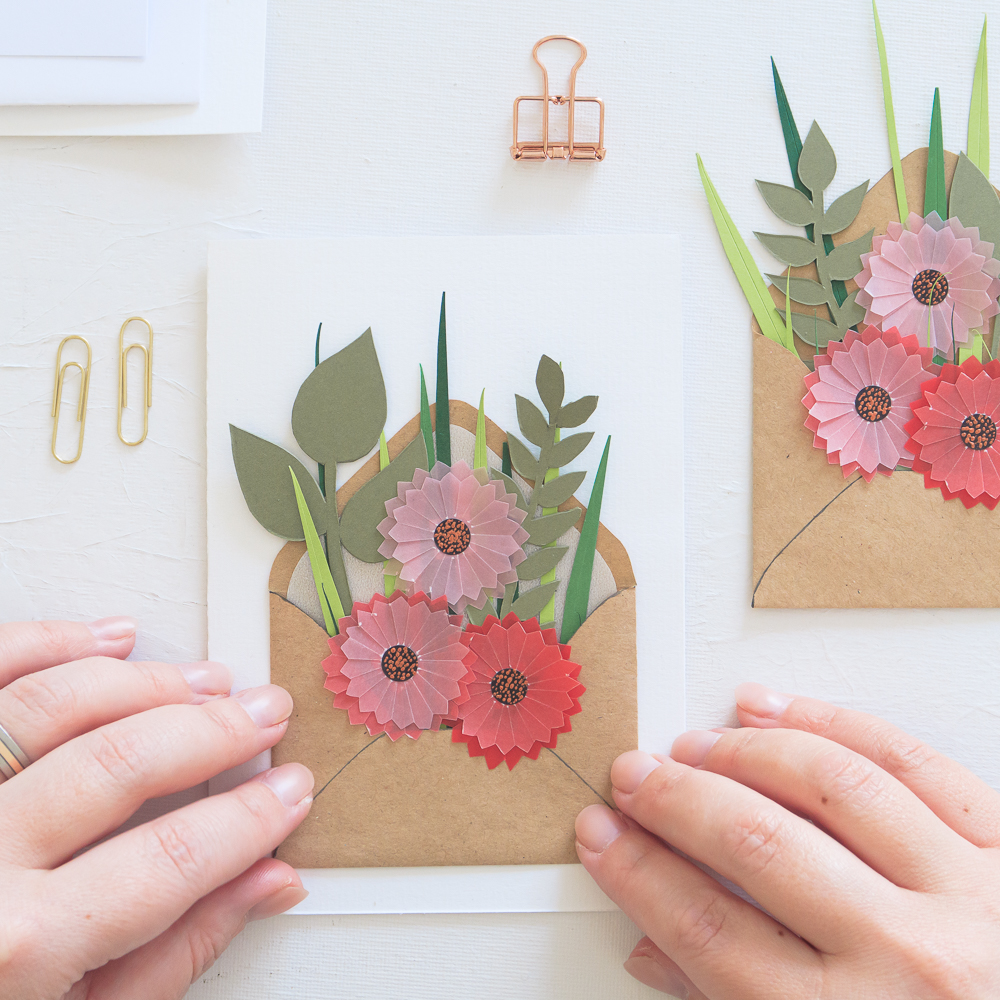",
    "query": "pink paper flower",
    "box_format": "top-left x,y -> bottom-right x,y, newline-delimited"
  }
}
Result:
802,325 -> 938,482
377,460 -> 529,613
322,591 -> 476,741
855,212 -> 1000,359
904,357 -> 1000,510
